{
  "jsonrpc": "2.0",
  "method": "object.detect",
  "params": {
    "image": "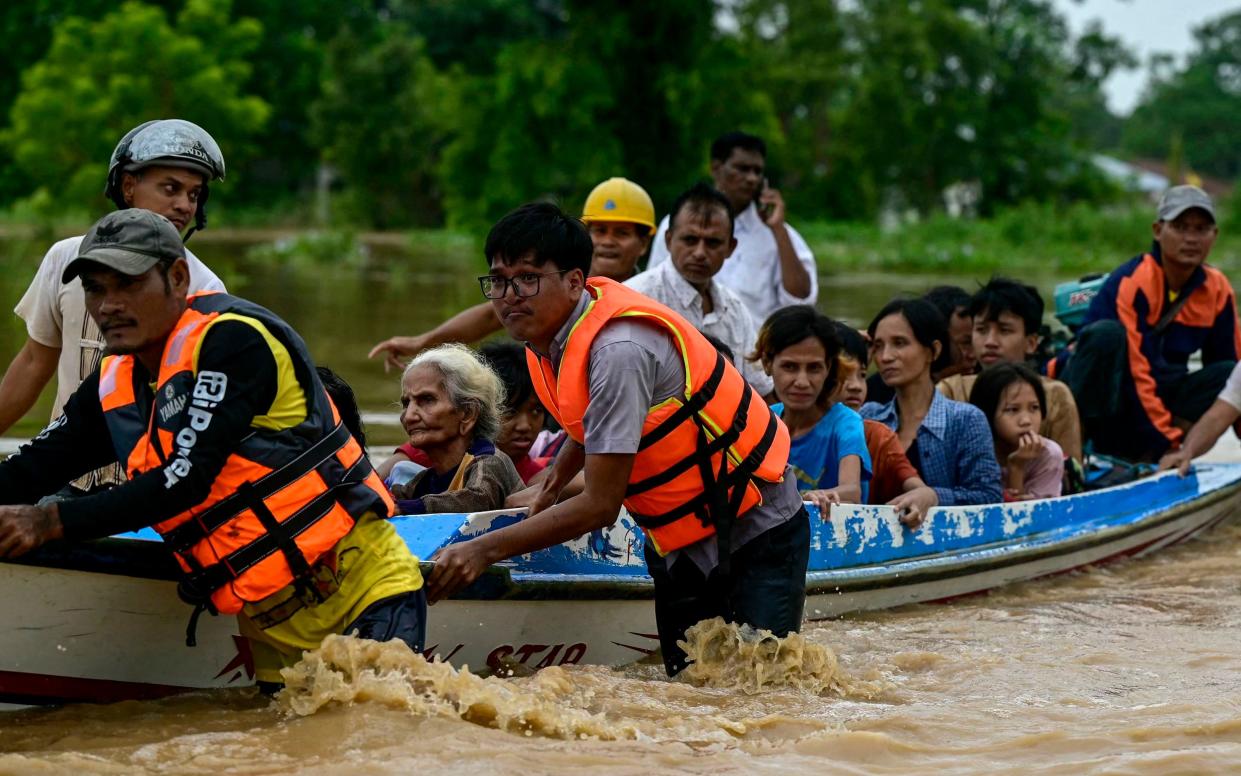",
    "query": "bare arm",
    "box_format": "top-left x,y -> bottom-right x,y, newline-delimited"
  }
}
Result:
374,450 -> 411,481
0,338 -> 60,435
1159,399 -> 1240,475
759,189 -> 812,299
803,454 -> 863,516
505,437 -> 585,511
368,302 -> 502,371
427,450 -> 632,602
